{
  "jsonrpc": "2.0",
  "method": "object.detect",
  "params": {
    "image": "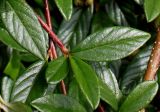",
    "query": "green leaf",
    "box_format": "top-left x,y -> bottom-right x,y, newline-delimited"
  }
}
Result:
4,50 -> 21,80
10,61 -> 45,103
71,27 -> 150,61
58,7 -> 93,46
144,0 -> 160,22
120,46 -> 152,94
45,57 -> 69,84
91,11 -> 114,33
99,79 -> 118,111
20,52 -> 38,62
31,94 -> 87,112
69,56 -> 100,109
119,81 -> 158,112
55,0 -> 73,20
92,62 -> 122,100
0,28 -> 25,51
0,96 -> 32,112
105,1 -> 128,26
0,0 -> 48,60
1,76 -> 14,102
68,79 -> 93,112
